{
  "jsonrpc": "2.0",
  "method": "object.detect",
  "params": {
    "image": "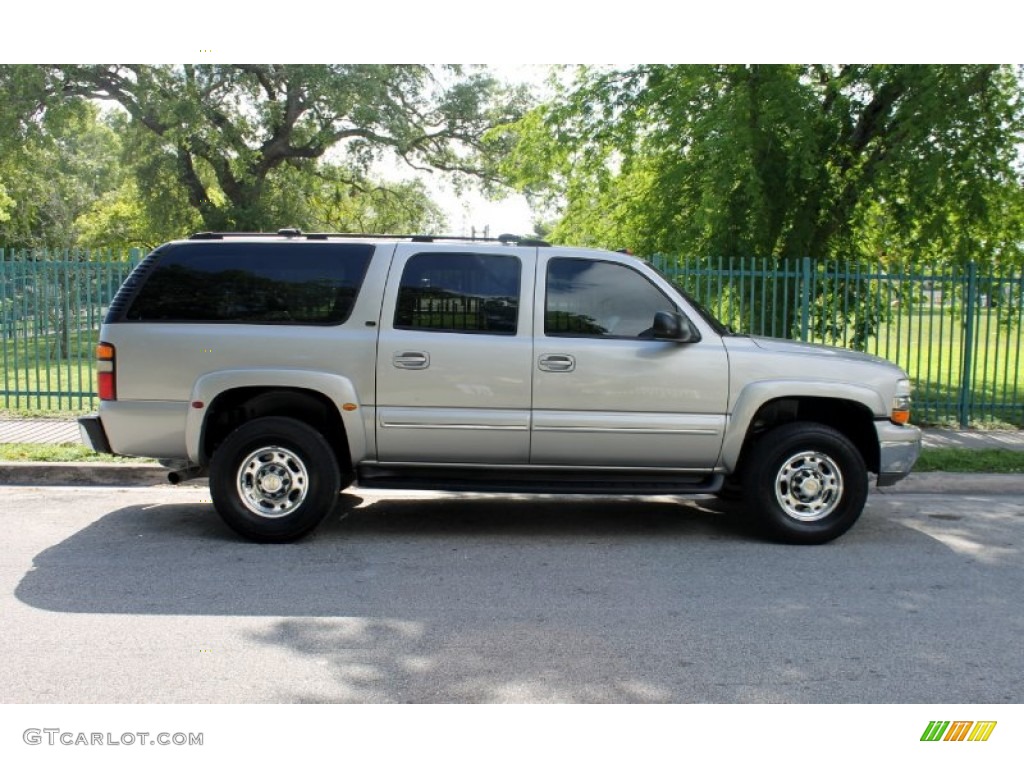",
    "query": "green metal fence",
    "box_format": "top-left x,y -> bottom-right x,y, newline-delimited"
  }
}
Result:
1,248 -> 142,411
1,249 -> 1022,426
653,255 -> 1023,428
